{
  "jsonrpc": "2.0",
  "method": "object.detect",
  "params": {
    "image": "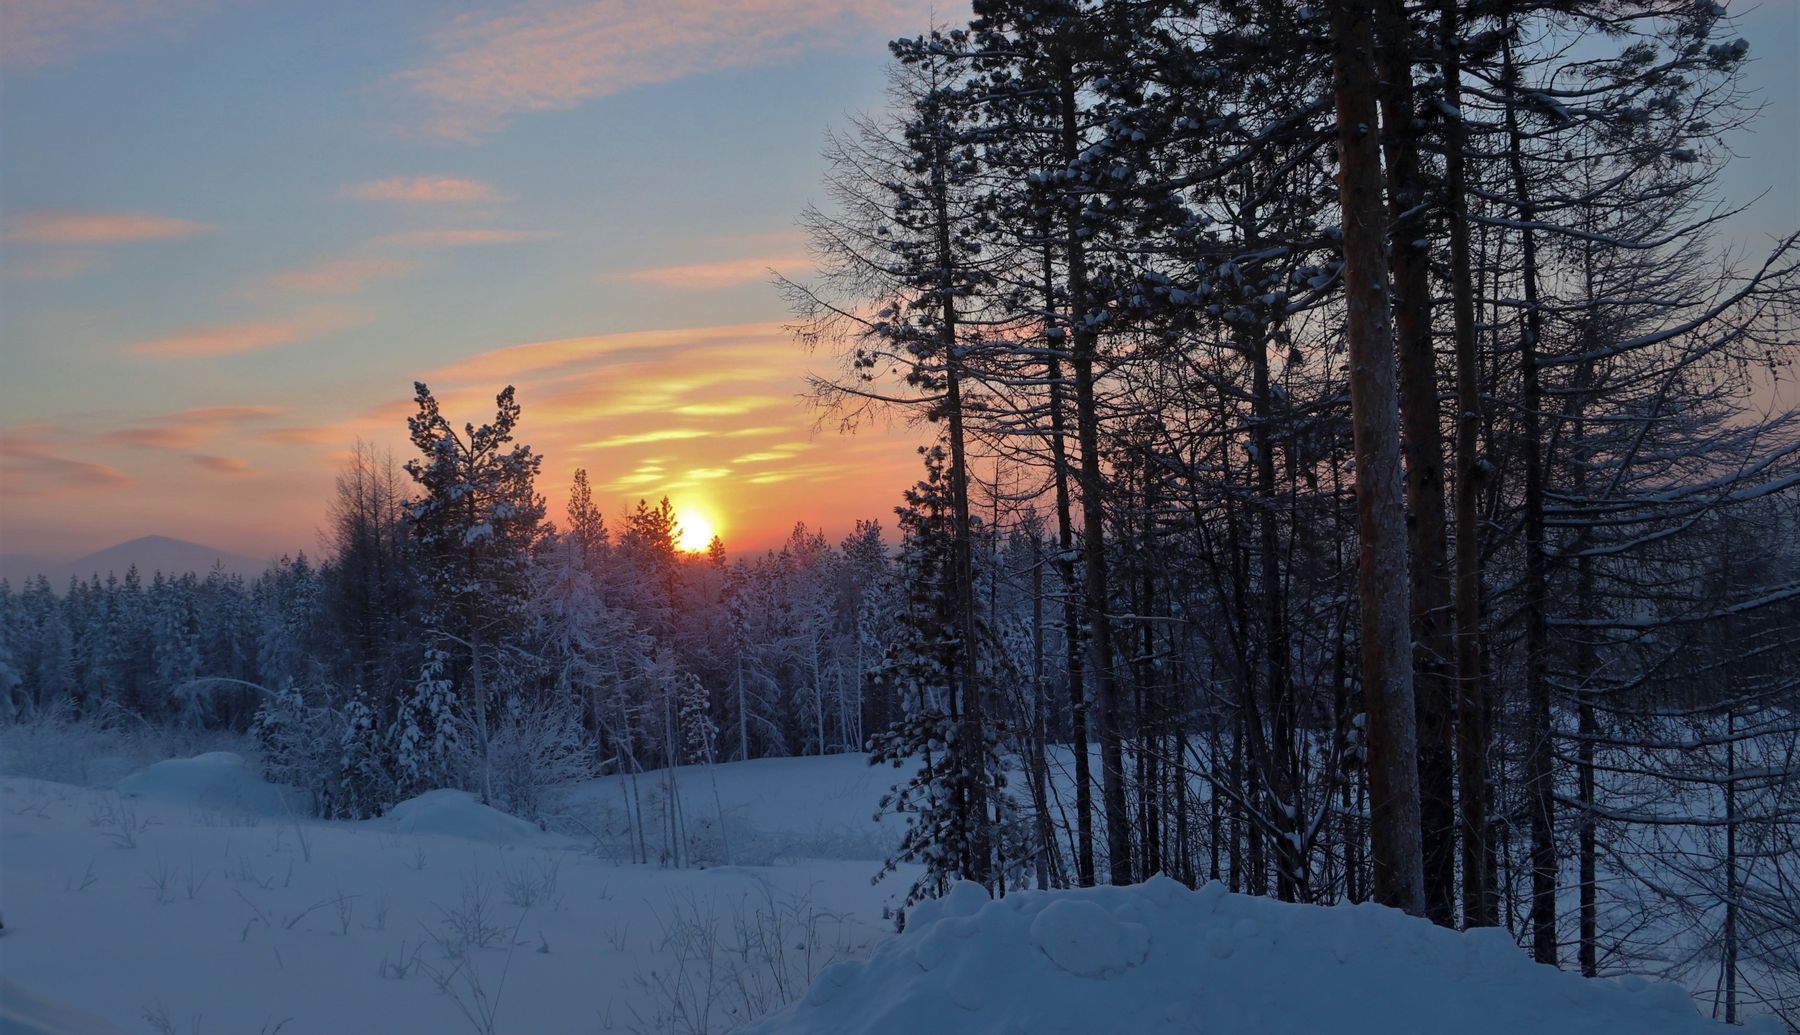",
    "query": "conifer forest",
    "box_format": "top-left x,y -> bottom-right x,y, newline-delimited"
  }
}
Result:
3,2 -> 1797,1032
